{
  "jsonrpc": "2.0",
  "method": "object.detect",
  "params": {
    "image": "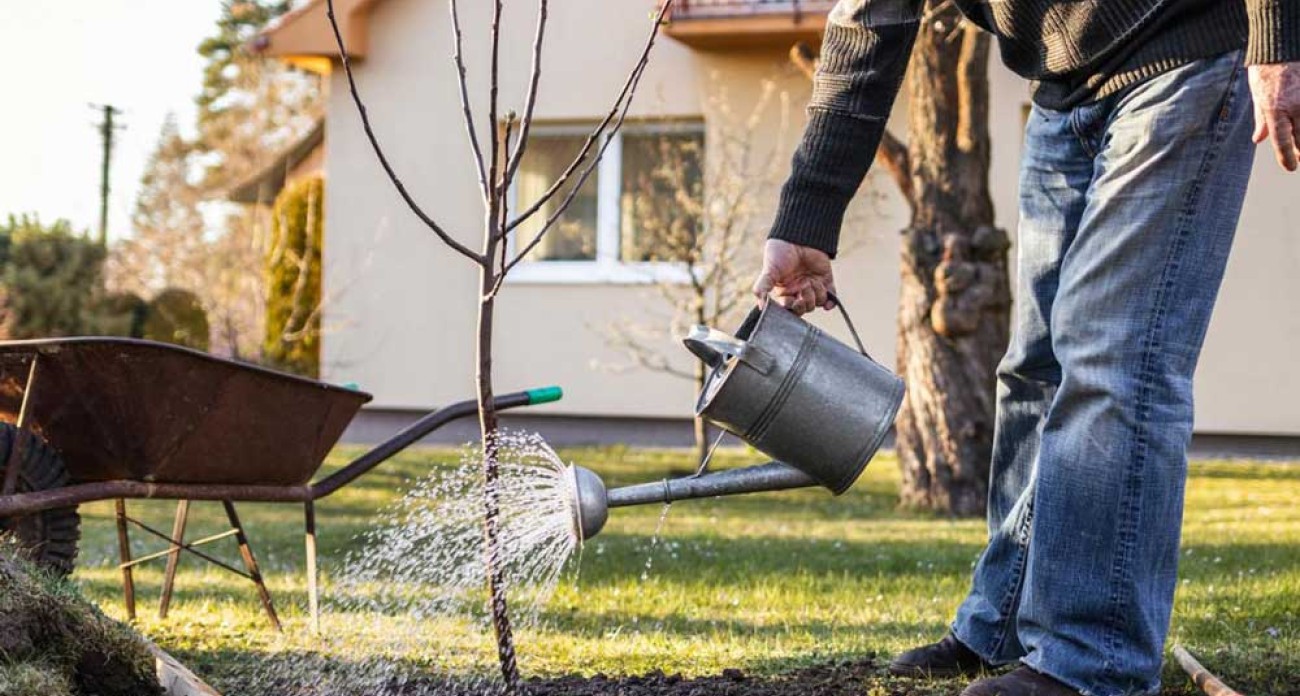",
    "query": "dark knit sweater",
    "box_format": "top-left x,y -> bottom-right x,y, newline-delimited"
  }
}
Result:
771,0 -> 1300,258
